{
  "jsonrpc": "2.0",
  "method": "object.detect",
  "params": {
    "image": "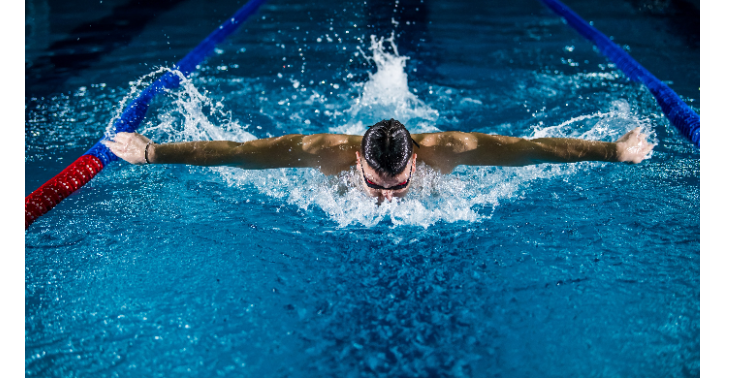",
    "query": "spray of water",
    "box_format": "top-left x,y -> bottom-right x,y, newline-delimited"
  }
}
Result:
129,36 -> 651,228
105,67 -> 169,137
331,33 -> 440,135
138,70 -> 257,144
